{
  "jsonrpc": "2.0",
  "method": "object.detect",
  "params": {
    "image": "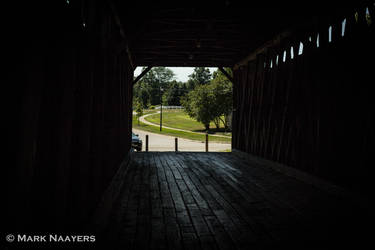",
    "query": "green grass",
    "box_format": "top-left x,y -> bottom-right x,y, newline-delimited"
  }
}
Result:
219,149 -> 232,152
132,115 -> 231,143
144,110 -> 232,137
